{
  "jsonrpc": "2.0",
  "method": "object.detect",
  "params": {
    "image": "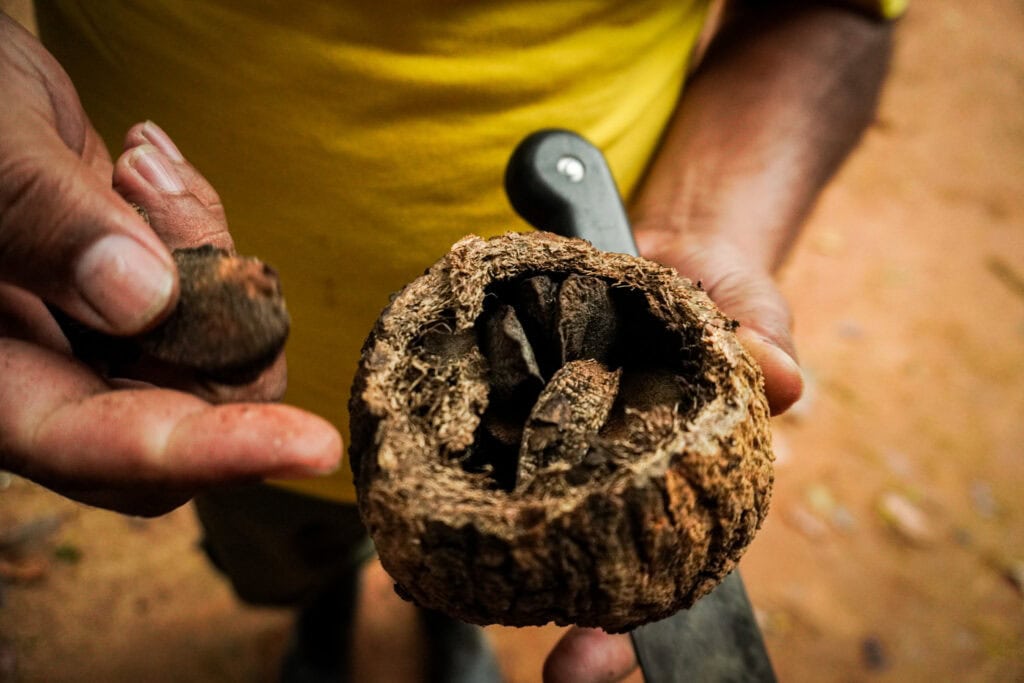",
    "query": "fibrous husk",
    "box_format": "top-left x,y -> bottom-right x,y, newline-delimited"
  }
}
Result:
349,232 -> 773,633
139,246 -> 289,383
55,245 -> 289,385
